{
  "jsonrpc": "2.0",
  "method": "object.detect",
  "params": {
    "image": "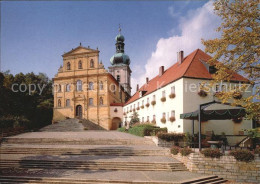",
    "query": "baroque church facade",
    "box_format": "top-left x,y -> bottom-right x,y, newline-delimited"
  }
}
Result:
53,30 -> 131,130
